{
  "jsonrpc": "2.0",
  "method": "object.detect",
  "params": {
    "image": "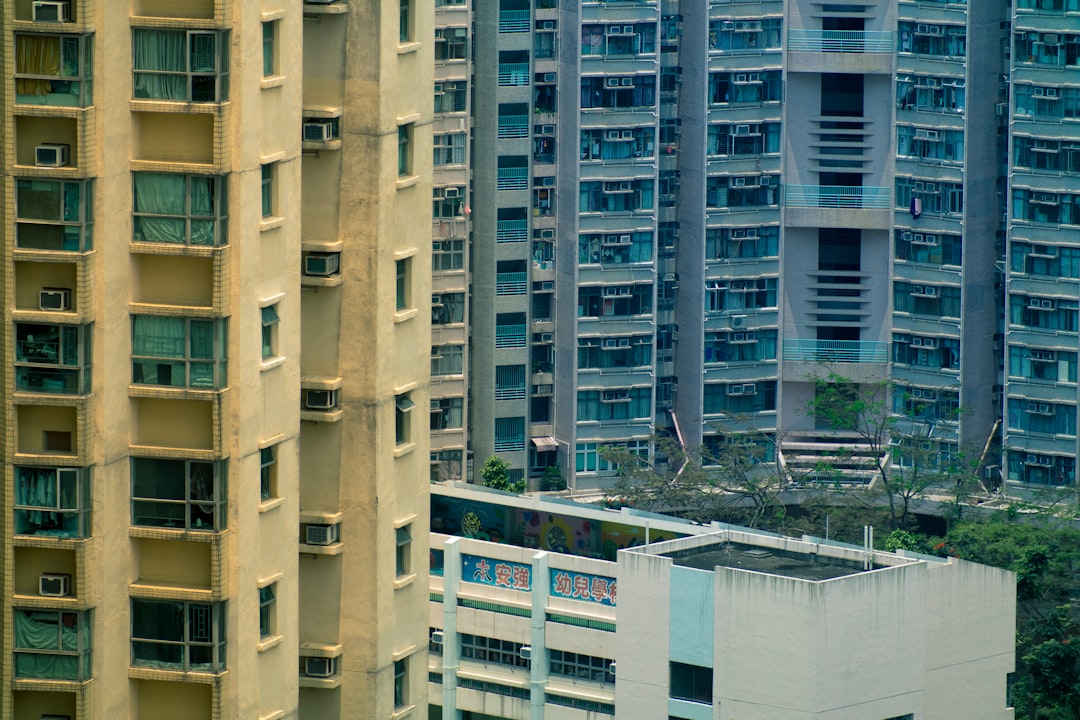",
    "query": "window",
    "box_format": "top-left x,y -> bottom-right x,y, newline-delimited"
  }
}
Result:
259,584 -> 276,638
131,316 -> 227,389
460,634 -> 530,669
493,417 -> 526,452
575,440 -> 649,474
1007,399 -> 1077,436
702,381 -> 778,415
400,0 -> 412,43
435,27 -> 468,60
398,124 -> 413,176
14,609 -> 92,680
708,70 -> 783,105
261,304 -> 279,360
705,278 -> 779,313
131,458 -> 226,532
260,445 -> 277,500
495,365 -> 527,400
394,657 -> 409,708
708,18 -> 782,52
577,284 -> 654,318
15,33 -> 93,107
549,649 -> 614,683
577,388 -> 652,421
132,173 -> 226,246
431,292 -> 465,323
396,258 -> 411,310
395,392 -> 415,445
670,662 -> 712,704
578,232 -> 654,266
895,74 -> 965,113
261,164 -> 275,218
434,80 -> 468,113
432,240 -> 465,272
131,599 -> 226,673
262,22 -> 276,77
433,132 -> 466,165
16,178 -> 93,251
15,323 -> 92,395
14,466 -> 91,538
430,397 -> 464,430
396,525 -> 412,576
133,29 -> 229,102
705,227 -> 779,261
